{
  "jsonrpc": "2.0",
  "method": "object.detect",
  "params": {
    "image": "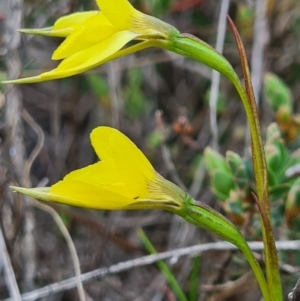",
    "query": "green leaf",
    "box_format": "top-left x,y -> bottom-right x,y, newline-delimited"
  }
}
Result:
227,200 -> 244,216
205,89 -> 226,114
204,147 -> 229,173
269,183 -> 291,201
148,0 -> 174,16
146,129 -> 164,149
287,149 -> 300,169
264,73 -> 293,112
226,151 -> 249,190
86,74 -> 109,98
285,178 -> 300,223
265,145 -> 282,176
210,170 -> 235,201
267,165 -> 278,187
124,68 -> 148,119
